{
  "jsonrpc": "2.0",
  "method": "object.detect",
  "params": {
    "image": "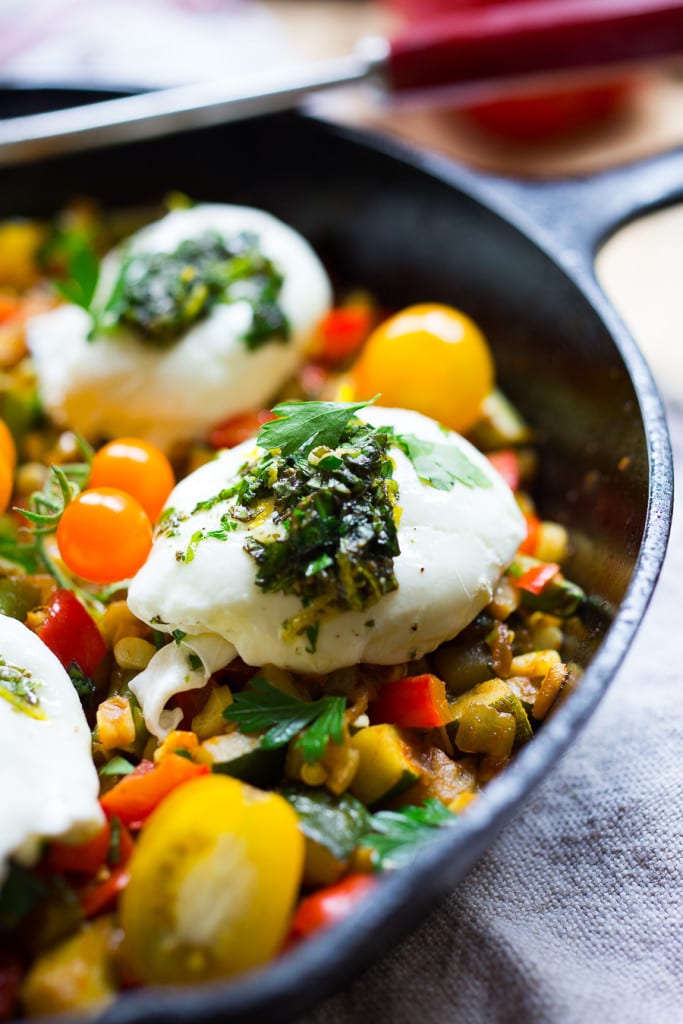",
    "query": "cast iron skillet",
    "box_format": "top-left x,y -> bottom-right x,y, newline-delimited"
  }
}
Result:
0,88 -> 674,1024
